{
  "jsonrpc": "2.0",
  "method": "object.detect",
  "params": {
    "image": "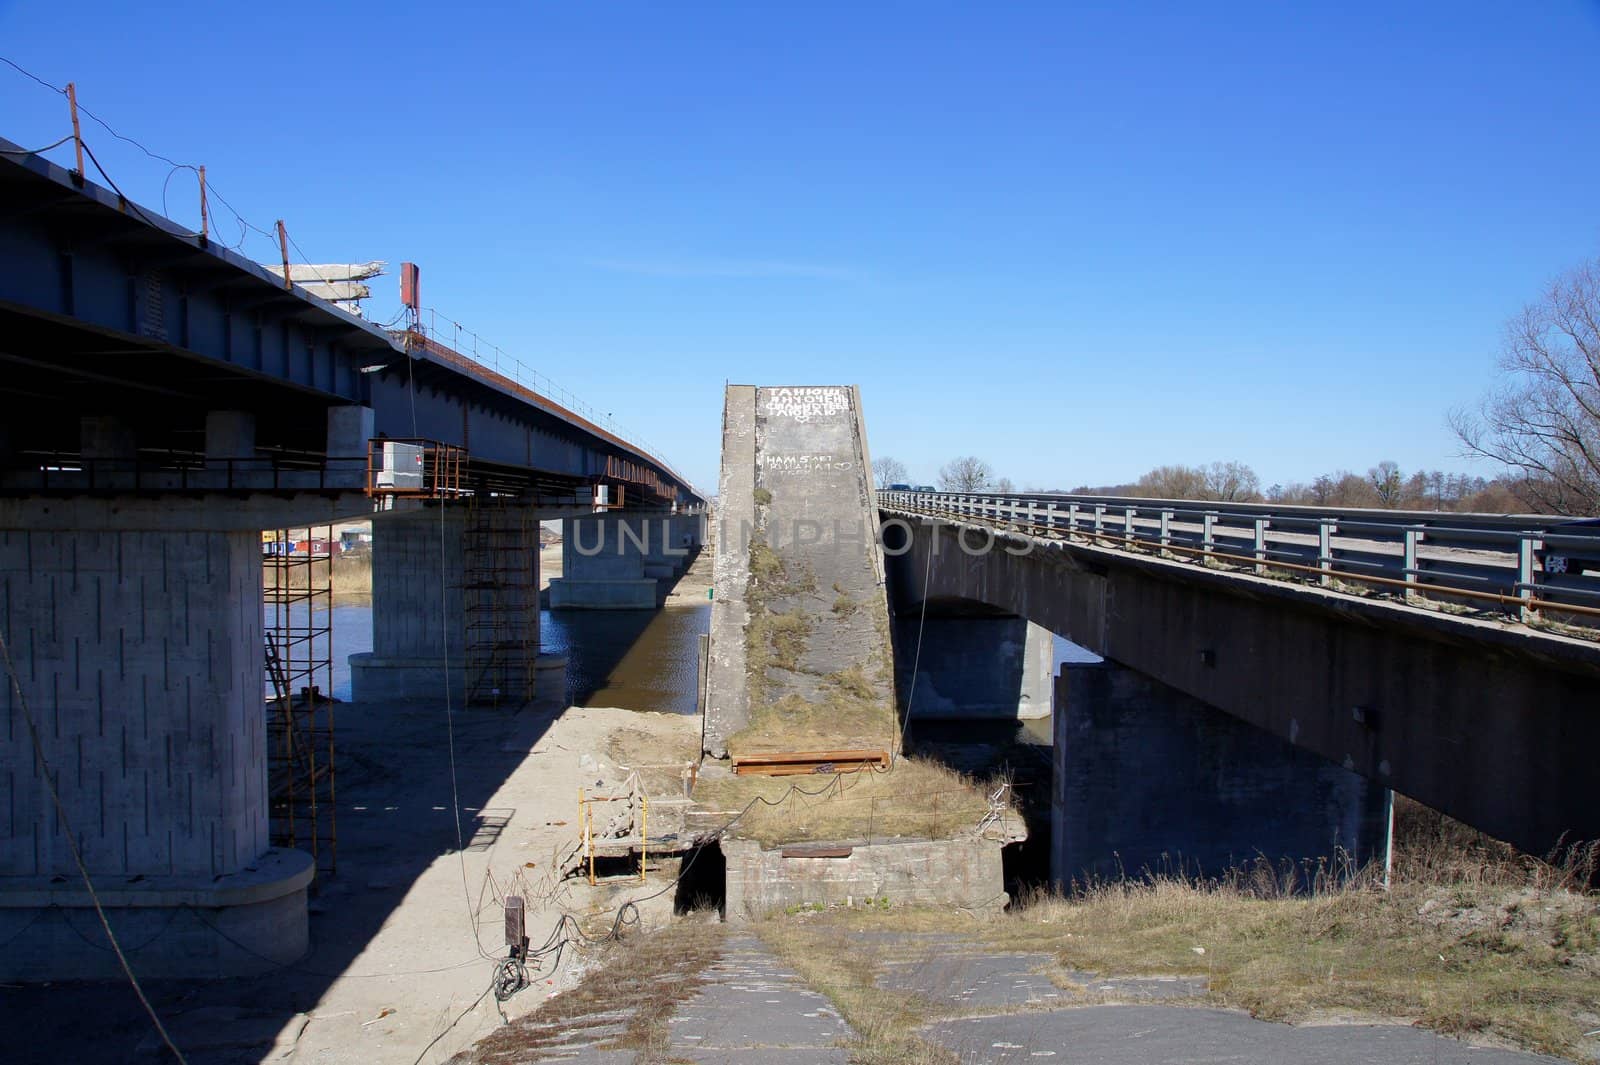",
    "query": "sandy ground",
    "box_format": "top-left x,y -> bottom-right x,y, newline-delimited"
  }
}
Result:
4,699 -> 700,1065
